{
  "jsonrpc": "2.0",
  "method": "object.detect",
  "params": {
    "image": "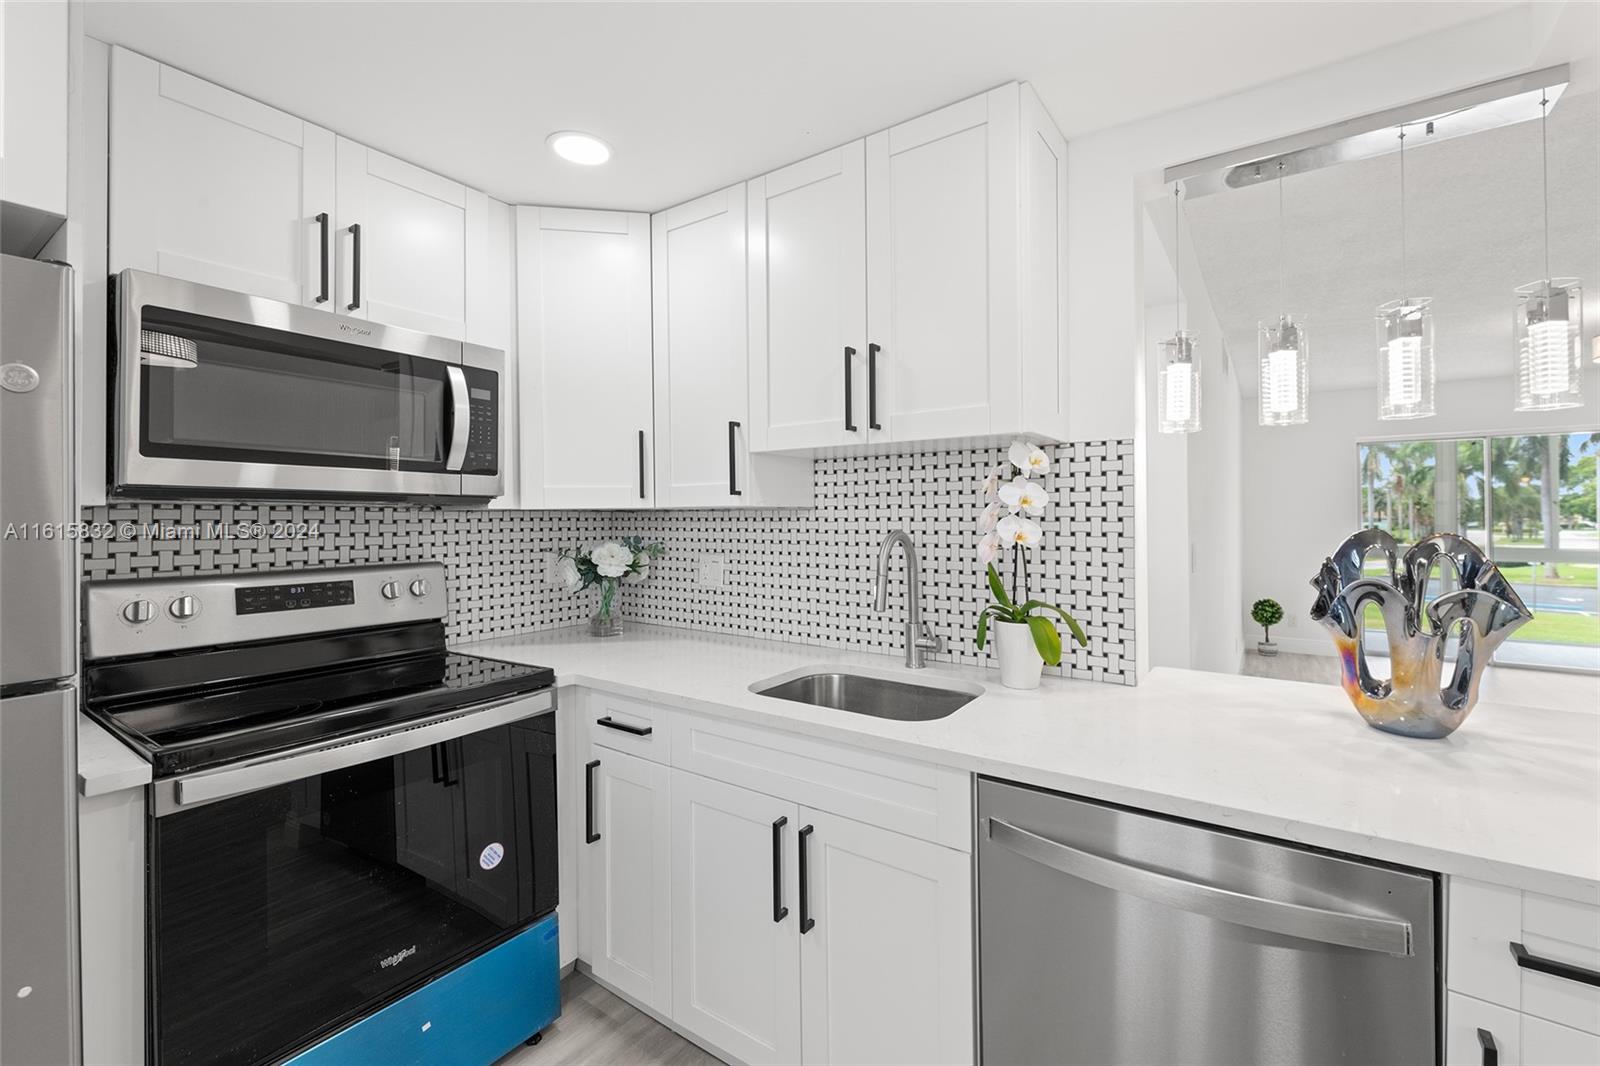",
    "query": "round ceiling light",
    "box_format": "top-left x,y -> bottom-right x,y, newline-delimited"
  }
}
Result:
547,131 -> 612,166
